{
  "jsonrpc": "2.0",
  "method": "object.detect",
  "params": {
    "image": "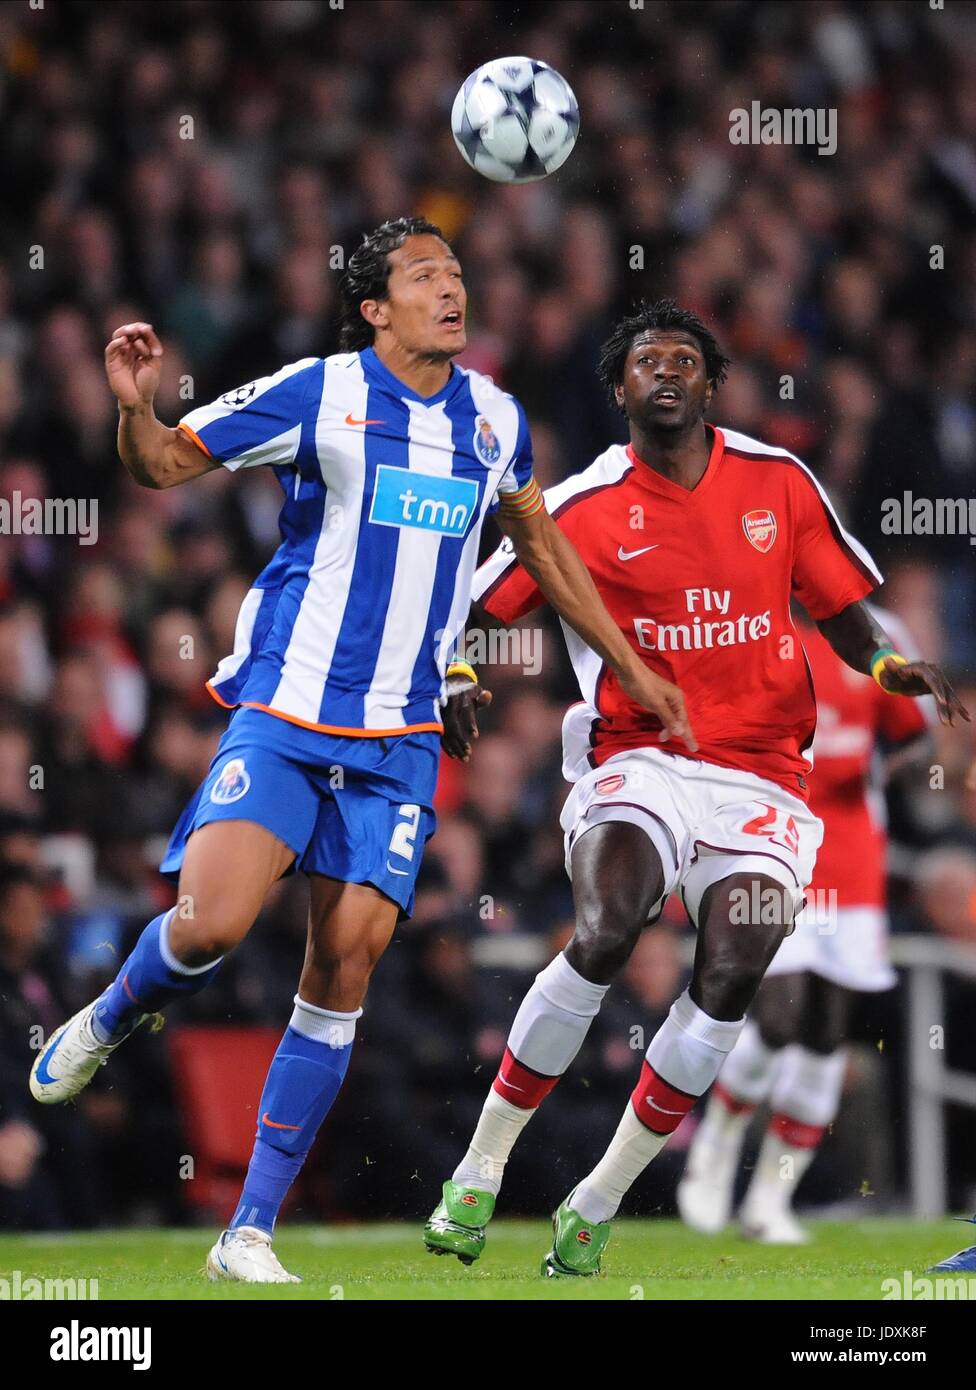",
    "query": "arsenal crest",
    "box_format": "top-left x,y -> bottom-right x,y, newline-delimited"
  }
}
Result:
595,773 -> 626,795
742,509 -> 777,553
